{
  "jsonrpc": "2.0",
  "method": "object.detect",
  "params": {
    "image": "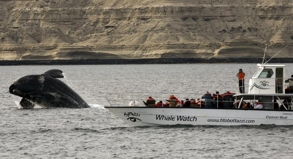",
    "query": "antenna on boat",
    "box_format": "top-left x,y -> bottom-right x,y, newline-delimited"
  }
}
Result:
261,44 -> 268,64
264,42 -> 292,65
